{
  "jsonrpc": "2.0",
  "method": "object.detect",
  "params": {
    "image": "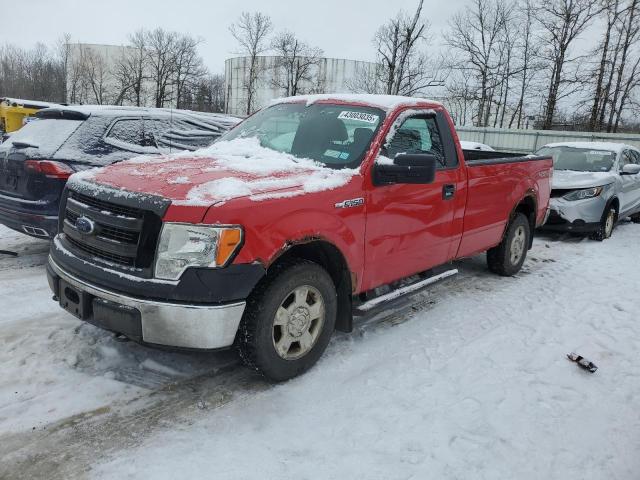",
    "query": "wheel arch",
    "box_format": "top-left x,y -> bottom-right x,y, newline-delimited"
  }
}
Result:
511,193 -> 537,249
268,238 -> 354,333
